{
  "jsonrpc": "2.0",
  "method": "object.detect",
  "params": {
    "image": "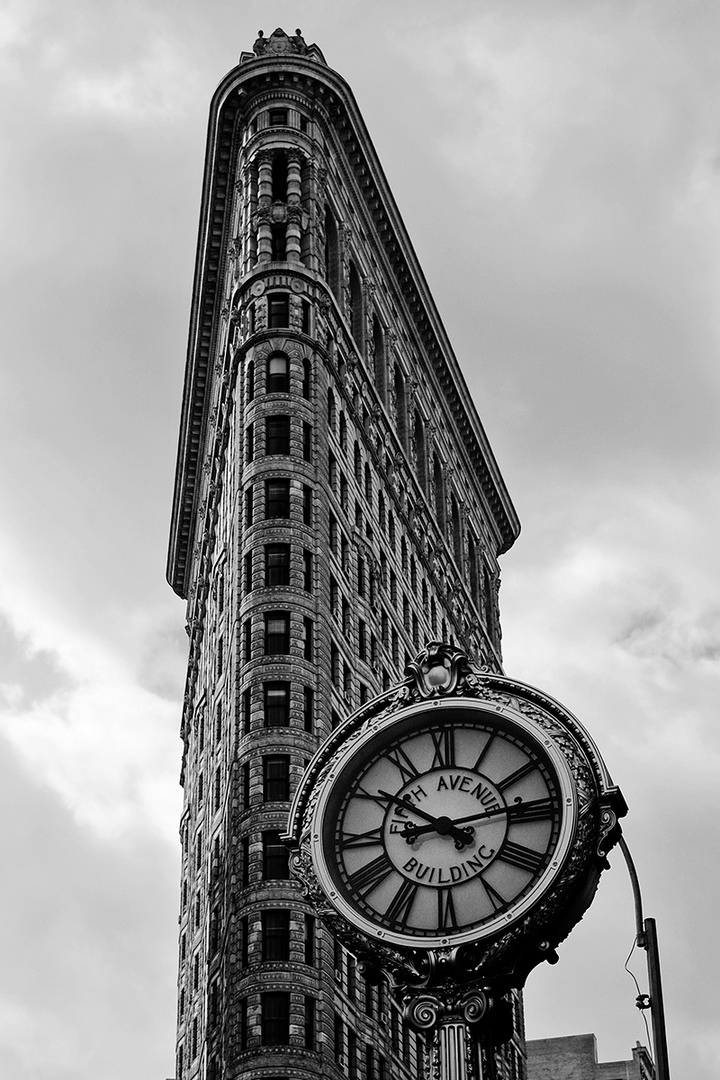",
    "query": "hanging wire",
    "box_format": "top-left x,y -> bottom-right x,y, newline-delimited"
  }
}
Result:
623,936 -> 653,1049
